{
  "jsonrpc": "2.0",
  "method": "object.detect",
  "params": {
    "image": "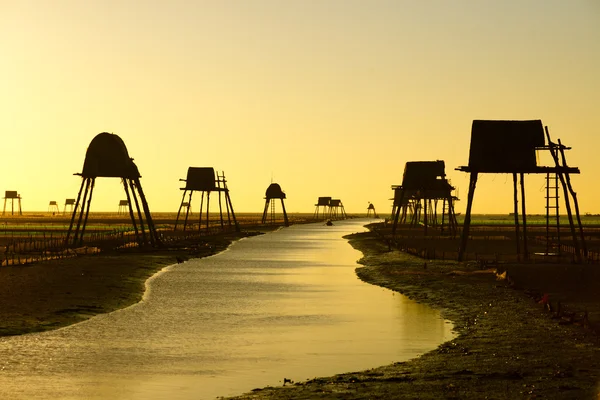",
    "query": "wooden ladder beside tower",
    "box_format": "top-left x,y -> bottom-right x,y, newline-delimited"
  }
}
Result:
545,172 -> 560,255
